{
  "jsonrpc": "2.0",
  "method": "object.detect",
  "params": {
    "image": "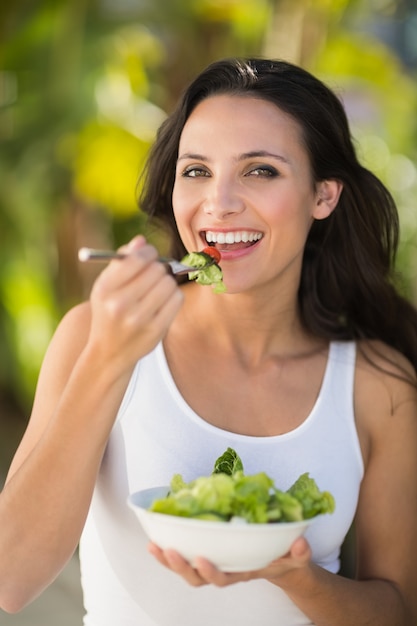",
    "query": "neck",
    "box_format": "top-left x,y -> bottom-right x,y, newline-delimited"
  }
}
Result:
178,283 -> 321,367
